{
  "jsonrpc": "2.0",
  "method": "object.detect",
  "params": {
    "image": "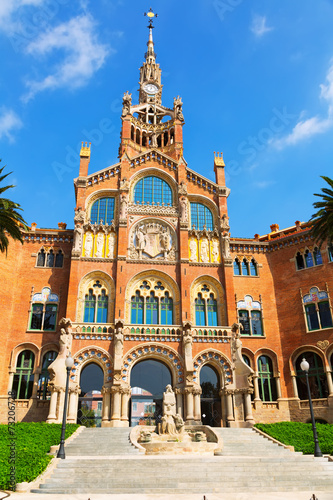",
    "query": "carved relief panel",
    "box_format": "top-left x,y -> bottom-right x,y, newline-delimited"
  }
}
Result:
128,219 -> 177,261
188,234 -> 221,264
82,224 -> 117,259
